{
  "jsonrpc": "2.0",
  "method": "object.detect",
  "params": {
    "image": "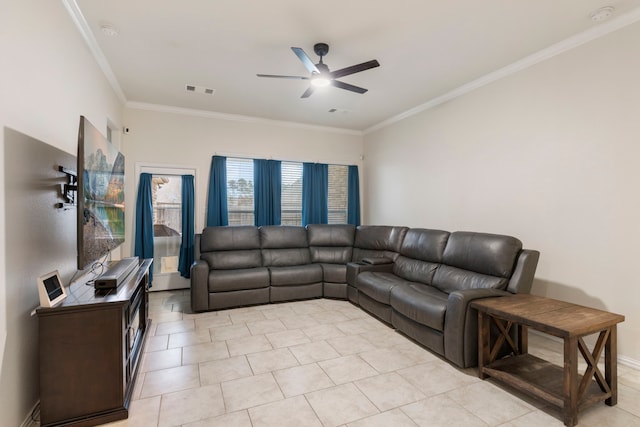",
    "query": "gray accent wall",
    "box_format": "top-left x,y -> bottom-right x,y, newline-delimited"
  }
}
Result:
2,128 -> 78,425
